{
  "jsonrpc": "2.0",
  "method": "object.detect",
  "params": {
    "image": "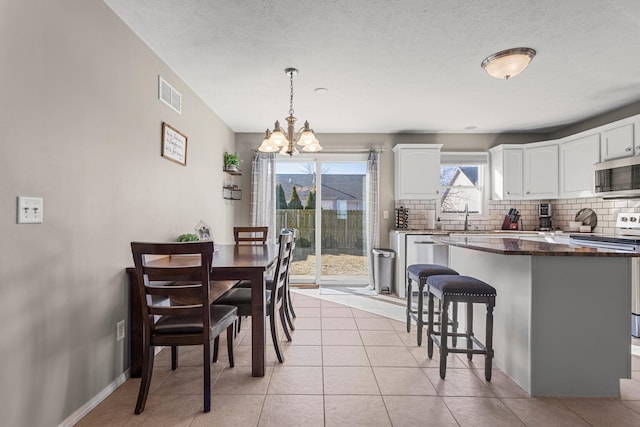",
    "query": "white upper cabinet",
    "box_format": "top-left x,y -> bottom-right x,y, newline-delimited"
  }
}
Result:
490,142 -> 559,200
601,122 -> 634,161
559,133 -> 600,198
523,142 -> 559,199
393,144 -> 442,200
489,114 -> 640,201
490,145 -> 523,200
